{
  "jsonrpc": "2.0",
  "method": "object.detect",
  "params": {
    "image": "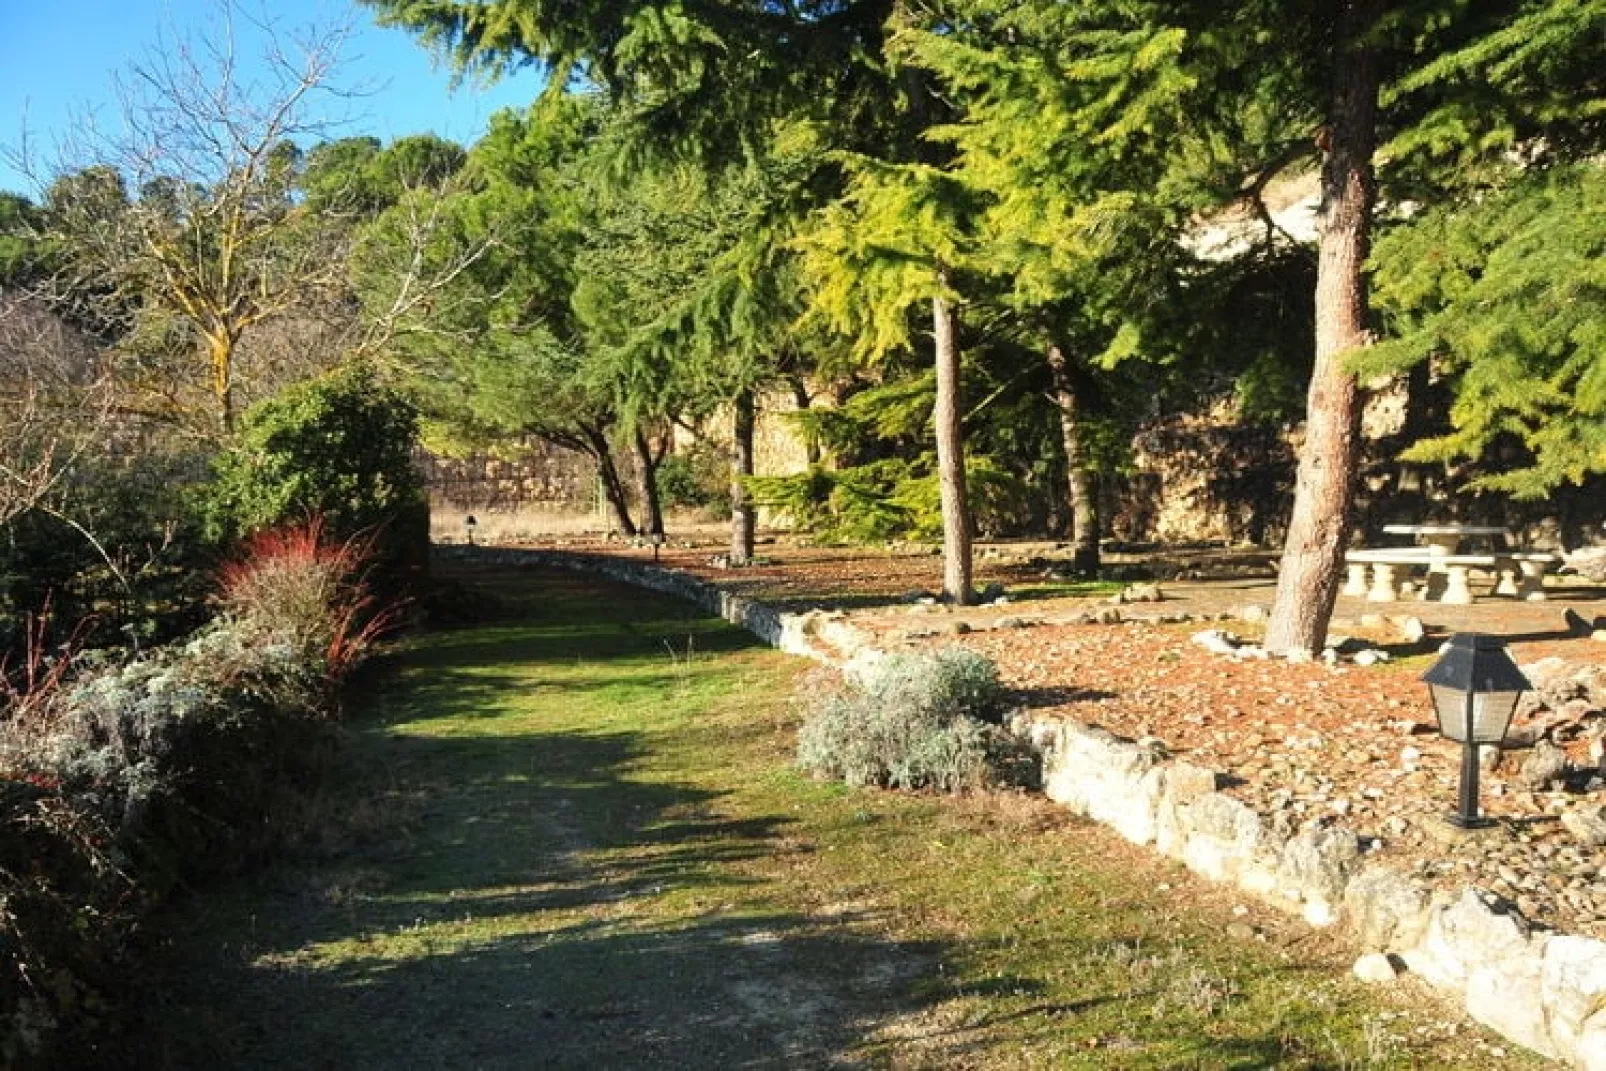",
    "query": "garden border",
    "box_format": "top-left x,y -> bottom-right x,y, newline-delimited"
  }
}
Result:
442,545 -> 1606,1069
